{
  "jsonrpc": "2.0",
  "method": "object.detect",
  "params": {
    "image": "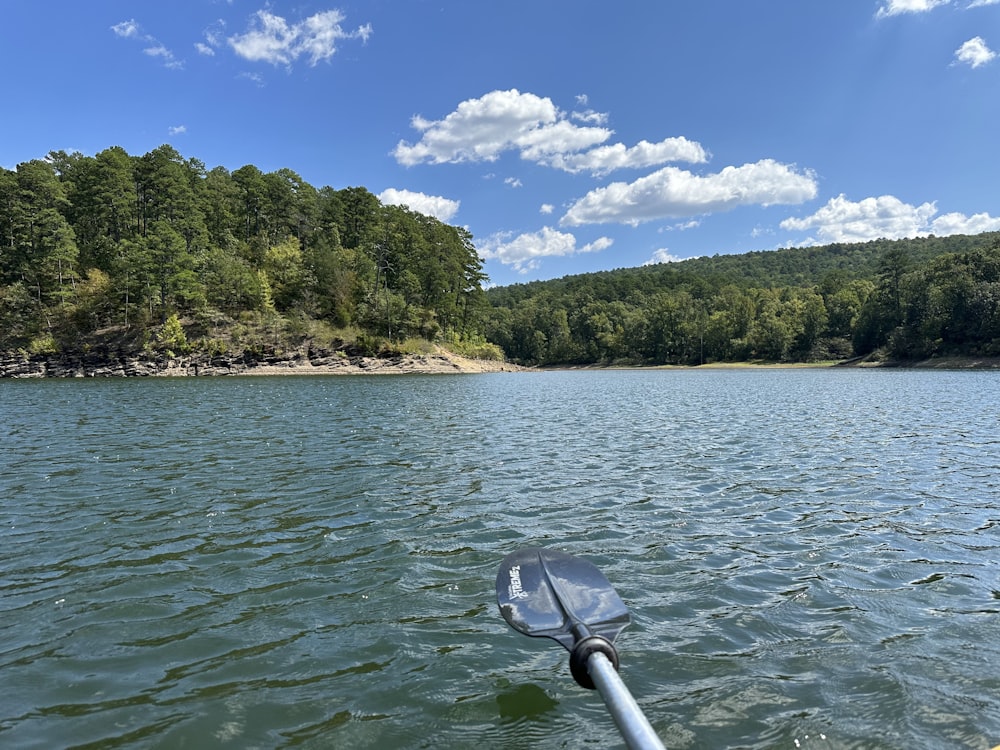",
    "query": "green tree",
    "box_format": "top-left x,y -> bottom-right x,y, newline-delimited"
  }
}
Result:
198,246 -> 267,314
201,166 -> 241,251
263,168 -> 317,244
232,164 -> 268,244
0,281 -> 37,349
70,268 -> 116,331
788,288 -> 829,358
825,280 -> 872,339
66,147 -> 136,271
10,160 -> 79,310
338,187 -> 380,250
749,290 -> 792,360
263,237 -> 307,311
0,168 -> 17,276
